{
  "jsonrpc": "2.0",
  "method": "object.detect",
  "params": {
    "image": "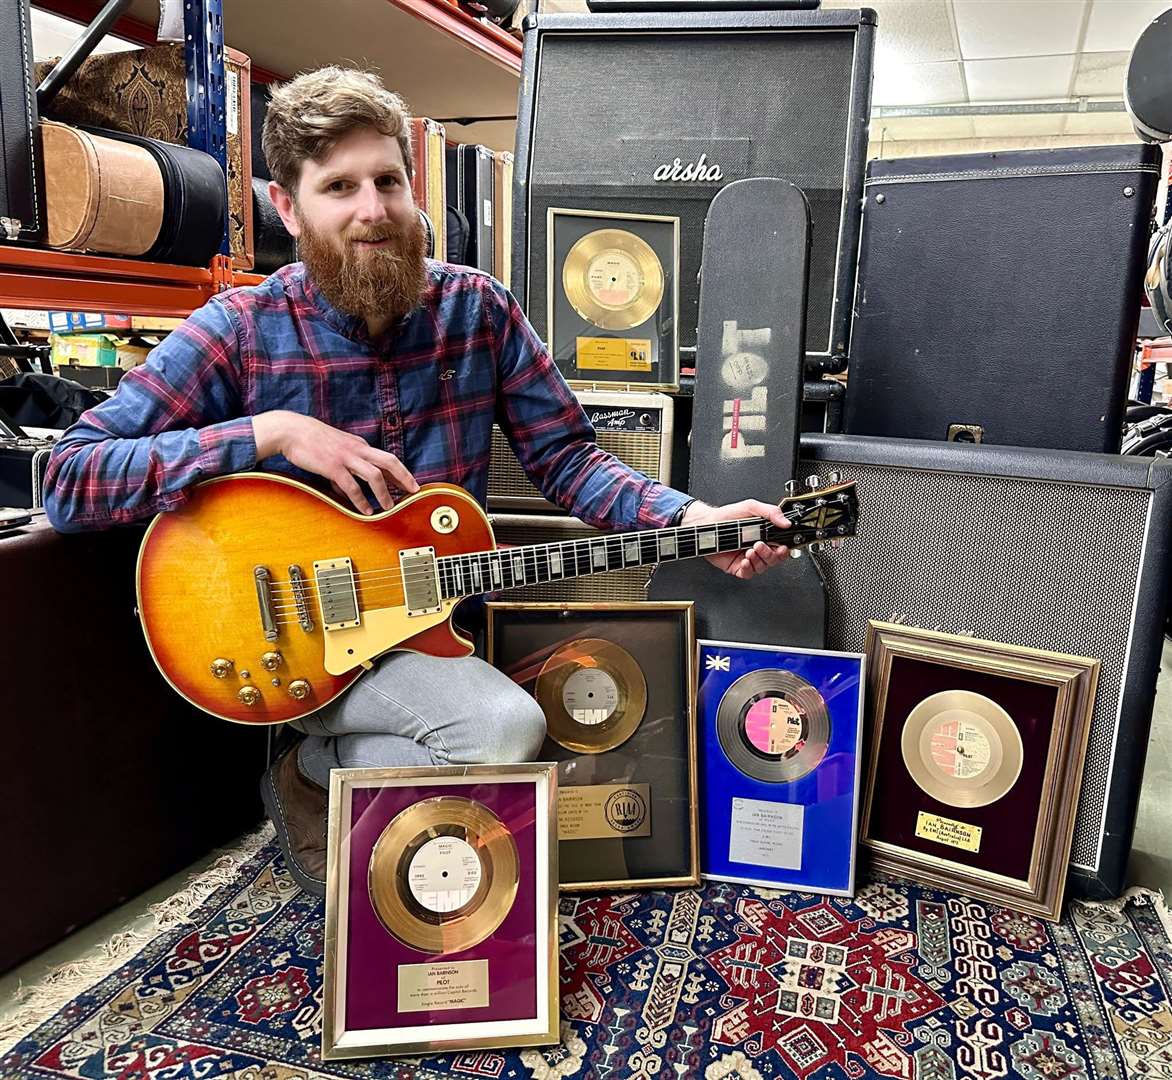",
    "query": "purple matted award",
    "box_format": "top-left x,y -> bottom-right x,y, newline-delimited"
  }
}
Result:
322,763 -> 558,1059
